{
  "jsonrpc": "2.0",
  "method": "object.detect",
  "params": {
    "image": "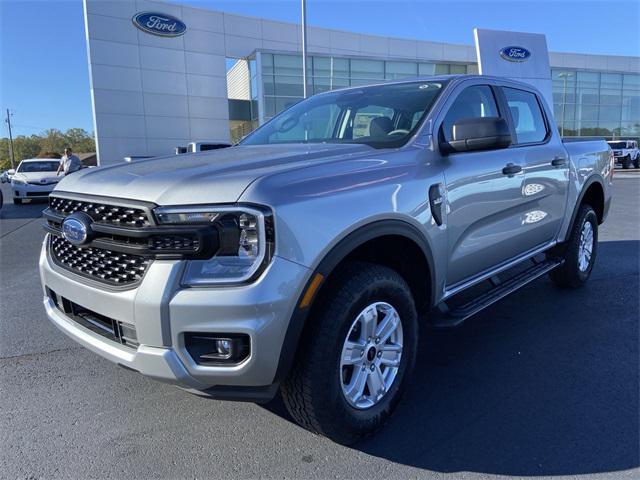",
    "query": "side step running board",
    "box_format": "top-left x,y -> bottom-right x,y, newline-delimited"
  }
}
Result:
430,258 -> 563,328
